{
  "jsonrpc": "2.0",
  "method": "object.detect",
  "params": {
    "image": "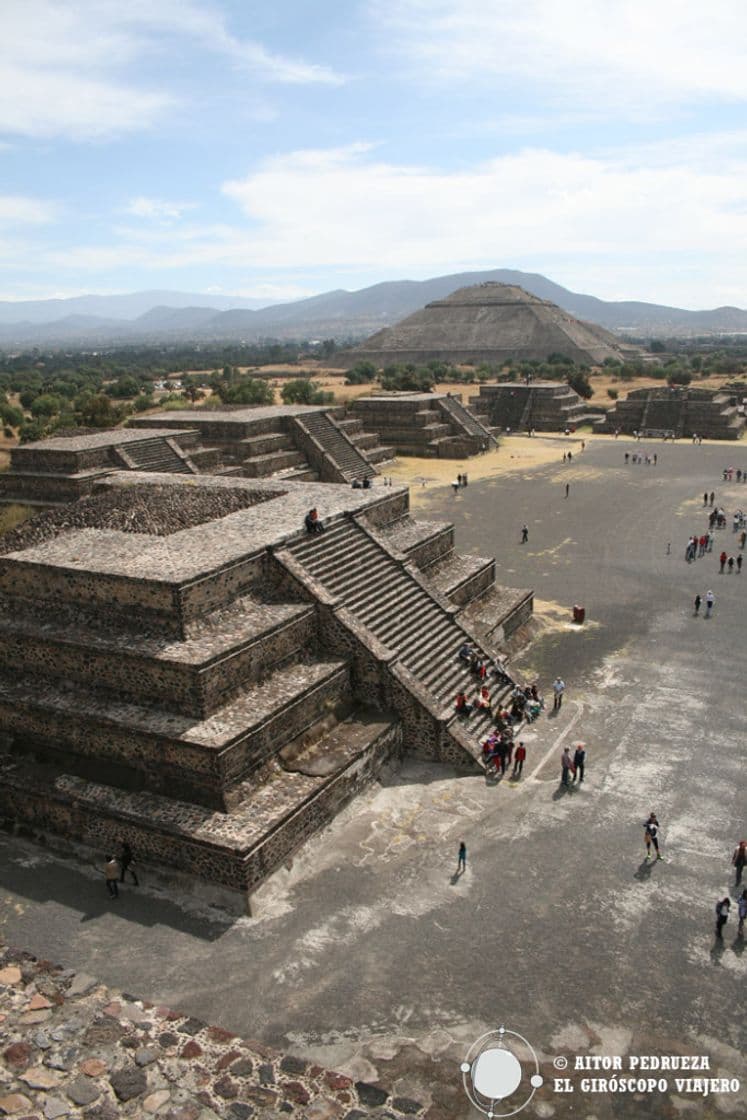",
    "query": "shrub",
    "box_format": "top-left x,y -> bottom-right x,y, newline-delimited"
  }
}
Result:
667,370 -> 692,386
281,379 -> 334,405
607,388 -> 619,400
218,378 -> 274,406
567,370 -> 593,399
345,361 -> 377,385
